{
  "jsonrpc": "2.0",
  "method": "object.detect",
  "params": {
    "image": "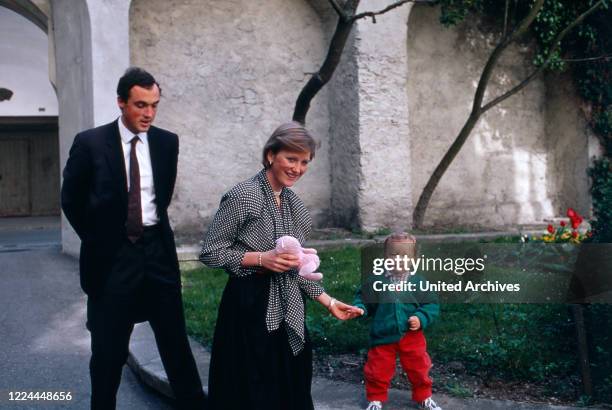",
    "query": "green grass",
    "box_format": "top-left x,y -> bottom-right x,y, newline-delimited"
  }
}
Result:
181,265 -> 227,346
445,382 -> 473,398
350,227 -> 393,239
427,304 -> 577,381
181,245 -> 611,401
181,246 -> 370,351
304,247 -> 369,353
